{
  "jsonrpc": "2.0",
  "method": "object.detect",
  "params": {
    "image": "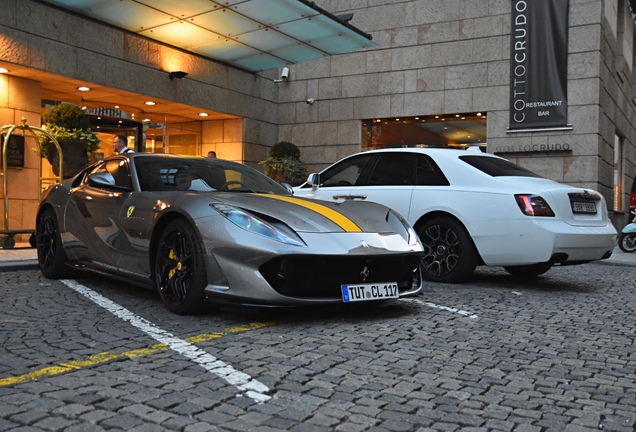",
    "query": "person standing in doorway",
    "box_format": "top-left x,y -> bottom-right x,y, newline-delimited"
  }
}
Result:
113,135 -> 134,154
207,150 -> 217,158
